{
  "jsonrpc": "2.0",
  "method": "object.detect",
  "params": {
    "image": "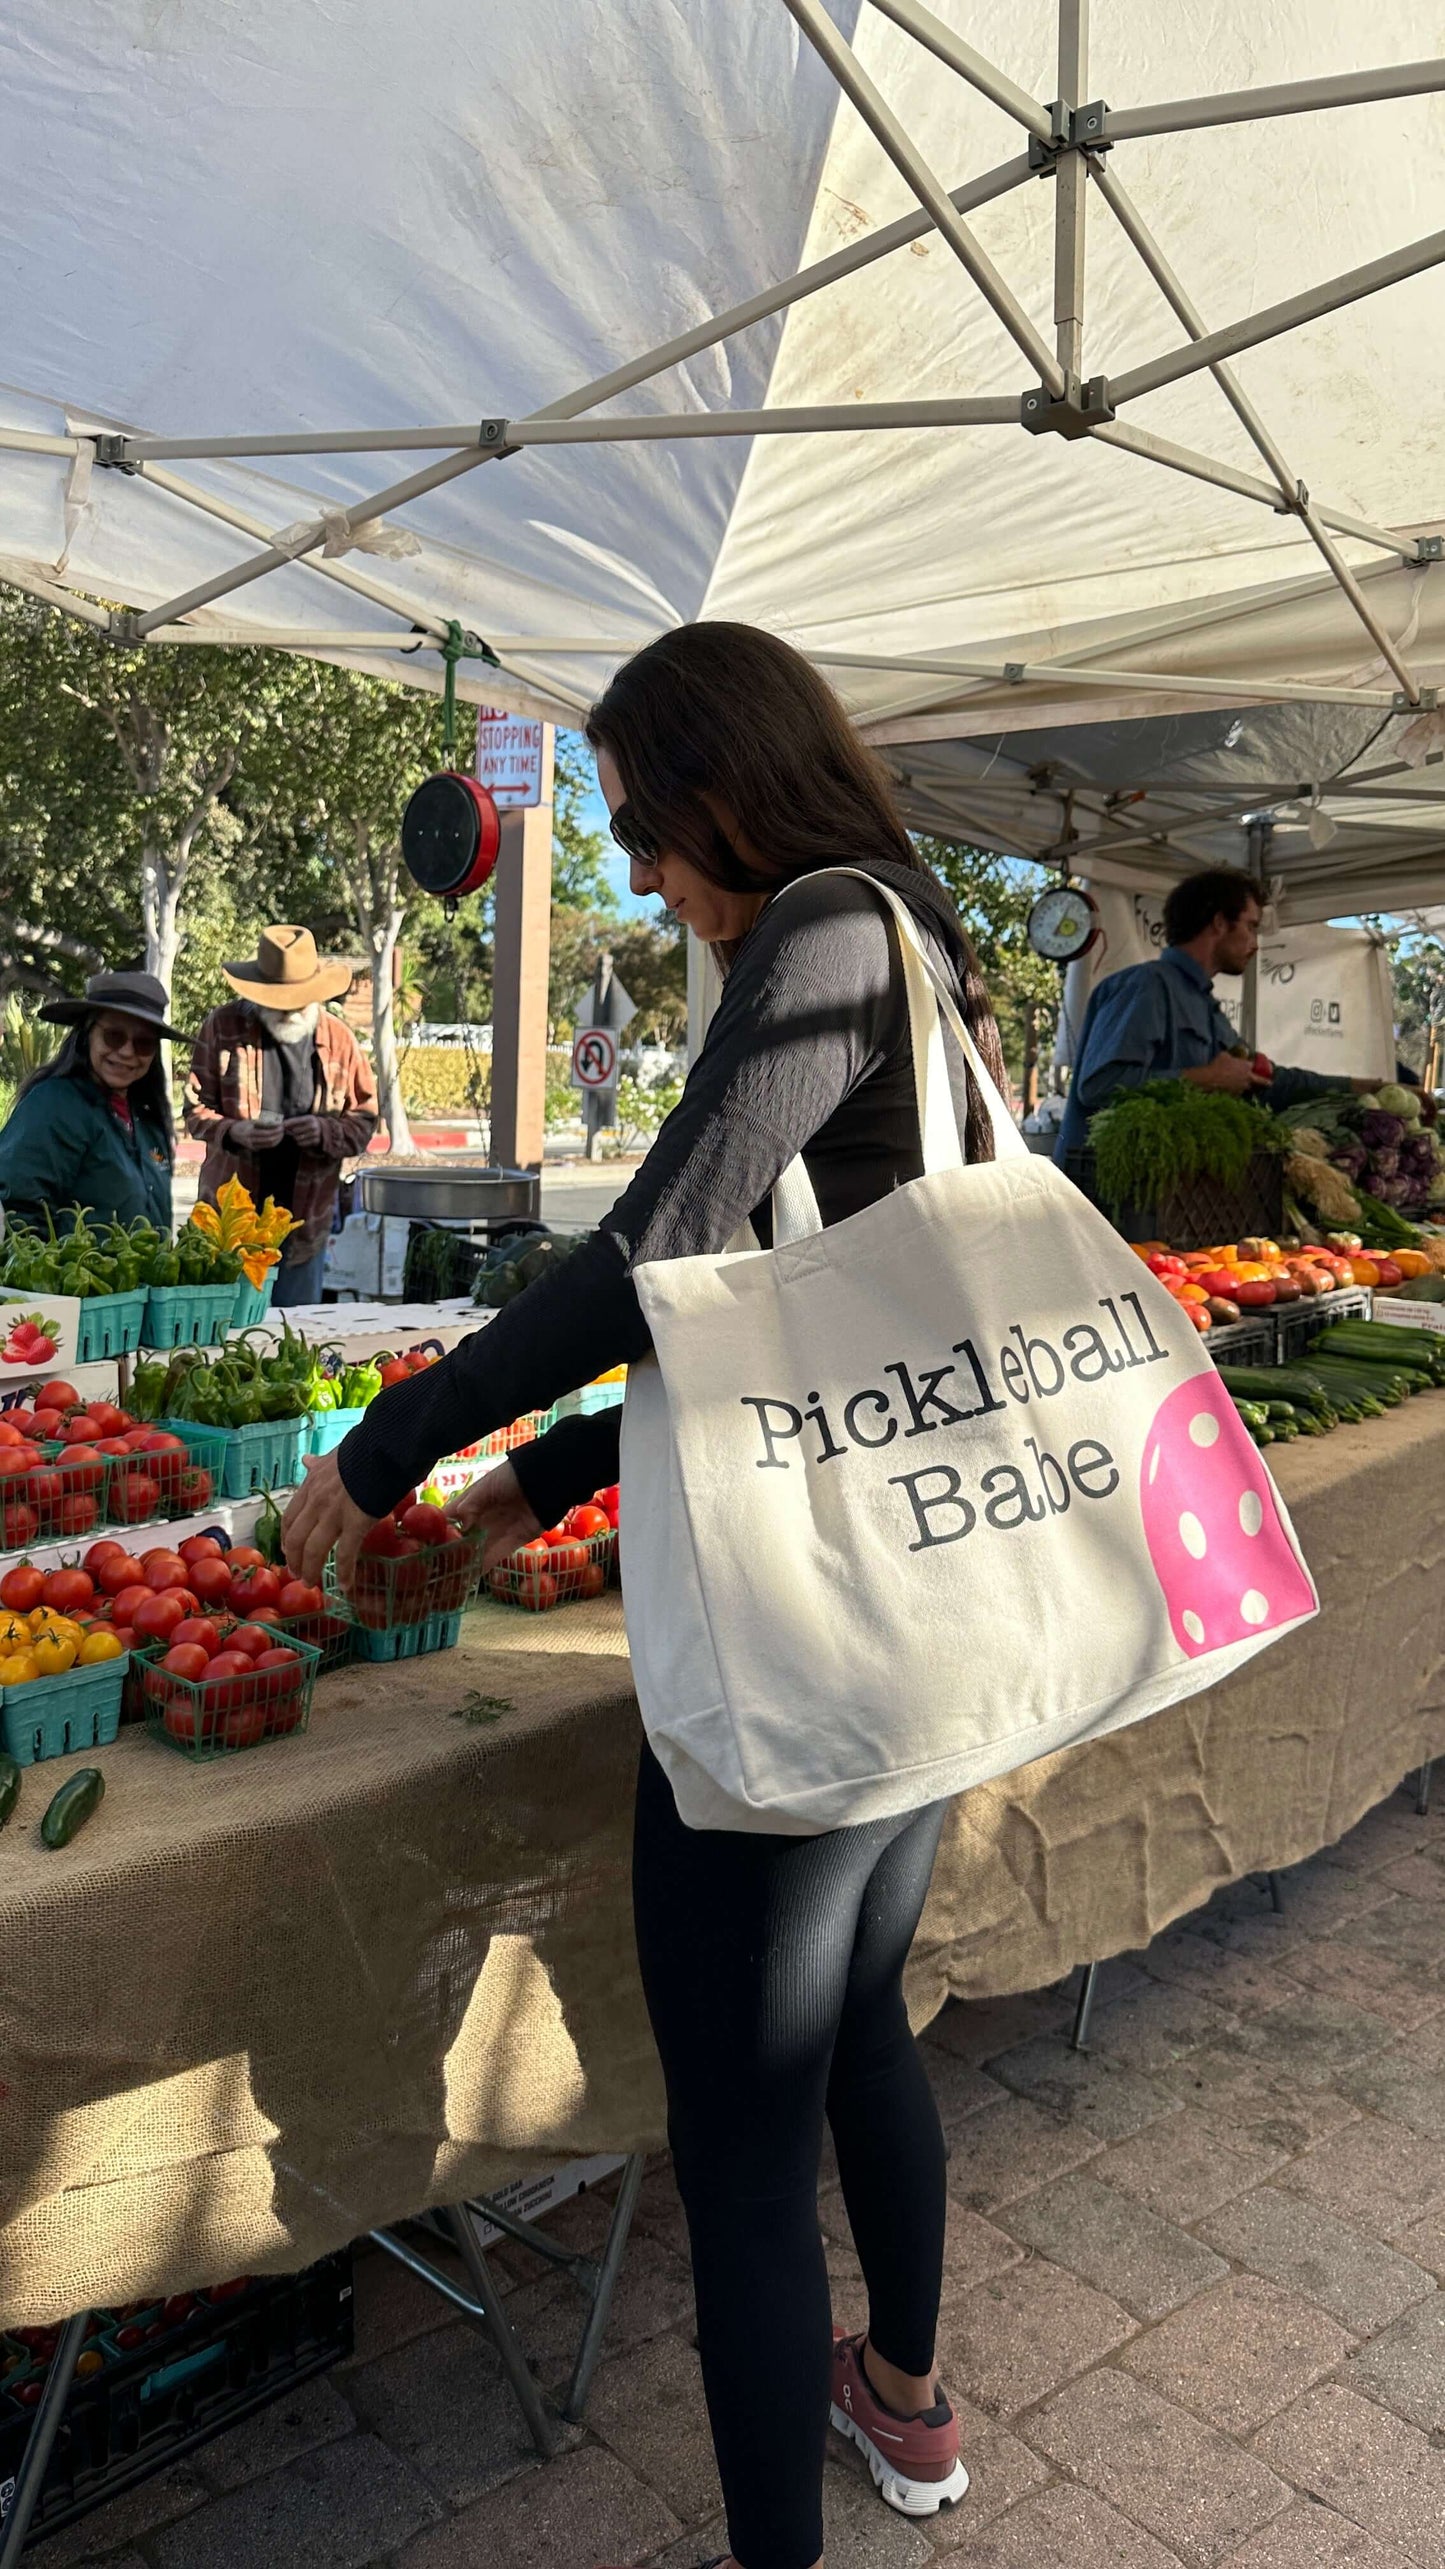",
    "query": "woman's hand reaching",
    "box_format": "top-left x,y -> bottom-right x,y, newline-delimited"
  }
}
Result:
444,1459 -> 543,1571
